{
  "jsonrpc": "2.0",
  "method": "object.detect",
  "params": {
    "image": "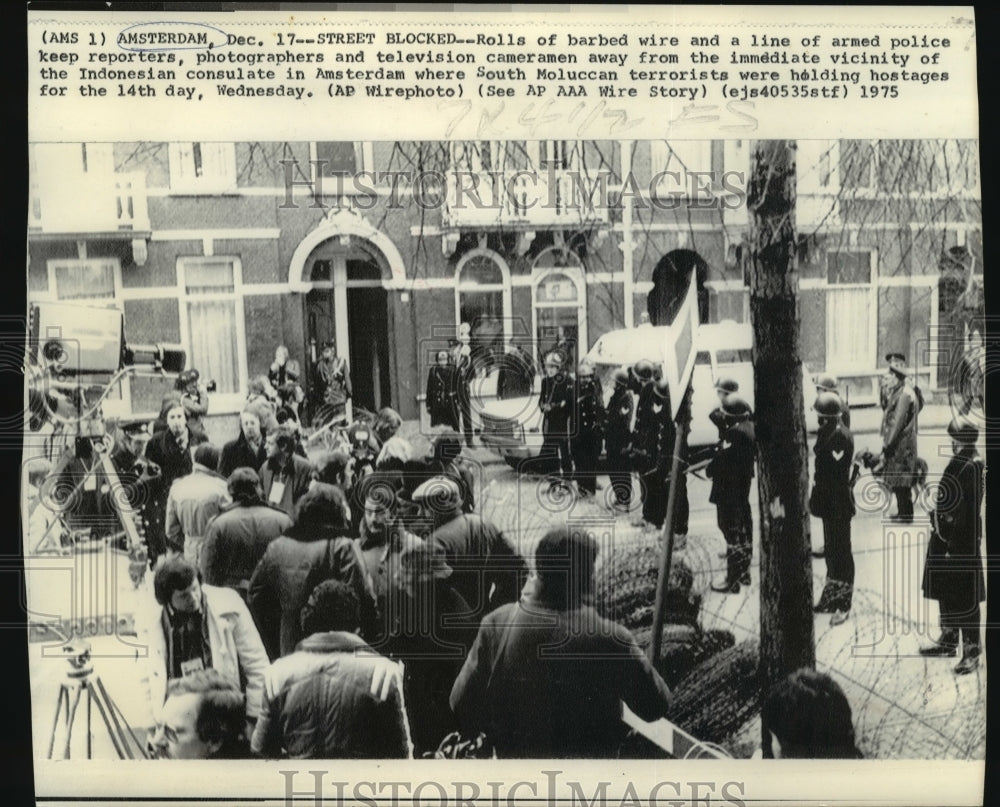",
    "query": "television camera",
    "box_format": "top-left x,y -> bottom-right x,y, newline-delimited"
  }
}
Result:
27,301 -> 187,576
